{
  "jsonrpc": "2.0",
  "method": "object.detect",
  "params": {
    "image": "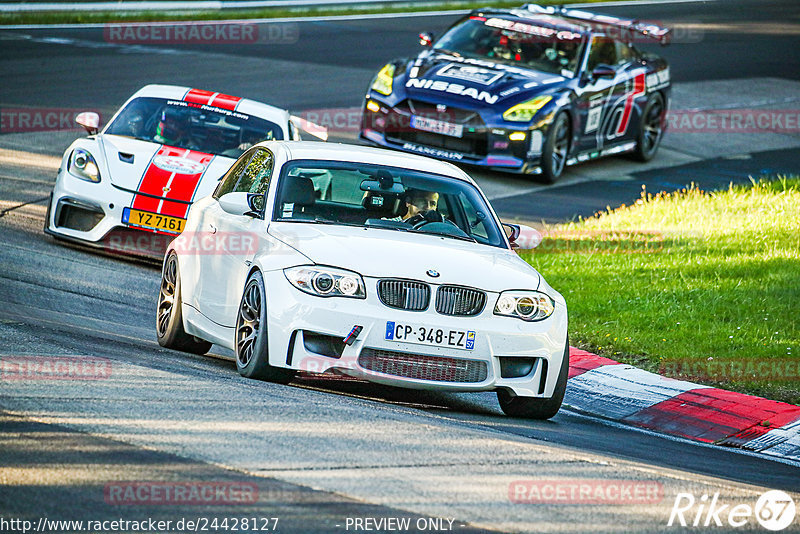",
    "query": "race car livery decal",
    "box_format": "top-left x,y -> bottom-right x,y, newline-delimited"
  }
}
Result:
405,79 -> 499,104
402,142 -> 464,161
646,68 -> 670,92
183,88 -> 242,111
130,146 -> 214,221
432,54 -> 535,79
615,71 -> 647,136
438,64 -> 503,86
